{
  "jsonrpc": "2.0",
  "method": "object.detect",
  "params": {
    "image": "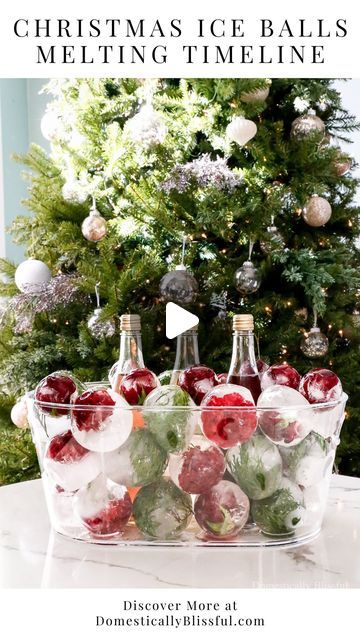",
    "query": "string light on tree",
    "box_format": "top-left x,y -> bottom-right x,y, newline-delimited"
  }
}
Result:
234,239 -> 261,296
81,197 -> 107,242
159,236 -> 198,305
226,116 -> 257,146
302,195 -> 332,227
291,109 -> 325,141
300,309 -> 329,358
87,282 -> 116,340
